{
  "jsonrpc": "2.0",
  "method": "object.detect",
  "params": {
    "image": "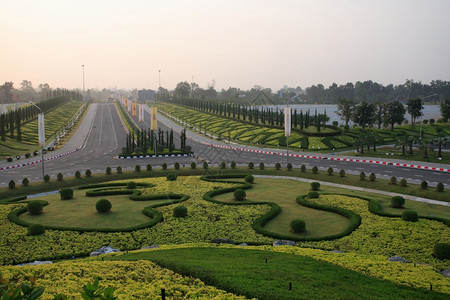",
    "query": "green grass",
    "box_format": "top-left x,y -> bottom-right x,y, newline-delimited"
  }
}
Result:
108,247 -> 448,300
